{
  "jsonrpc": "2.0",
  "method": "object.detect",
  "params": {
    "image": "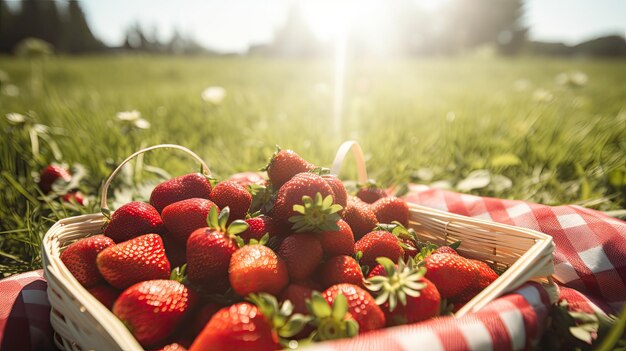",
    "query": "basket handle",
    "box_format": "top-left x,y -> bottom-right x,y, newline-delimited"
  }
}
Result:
330,140 -> 368,183
100,144 -> 211,211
